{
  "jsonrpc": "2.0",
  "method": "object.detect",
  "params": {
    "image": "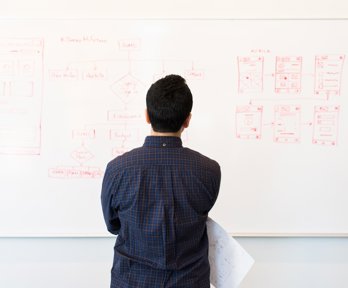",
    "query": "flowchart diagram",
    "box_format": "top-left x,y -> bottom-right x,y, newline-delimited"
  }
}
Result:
47,38 -> 199,179
0,36 -> 345,171
0,38 -> 44,155
1,37 -> 345,168
235,53 -> 344,146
